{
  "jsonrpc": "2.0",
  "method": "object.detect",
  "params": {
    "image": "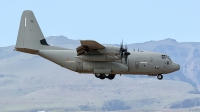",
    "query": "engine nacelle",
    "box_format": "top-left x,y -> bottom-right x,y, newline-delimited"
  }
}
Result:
76,54 -> 119,61
97,46 -> 120,56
